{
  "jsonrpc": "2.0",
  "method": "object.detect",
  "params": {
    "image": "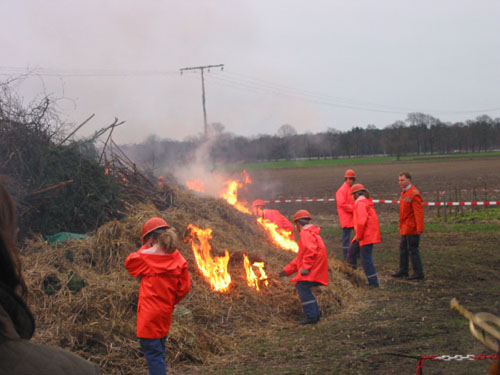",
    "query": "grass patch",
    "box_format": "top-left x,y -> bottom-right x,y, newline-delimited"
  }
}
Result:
216,151 -> 500,171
